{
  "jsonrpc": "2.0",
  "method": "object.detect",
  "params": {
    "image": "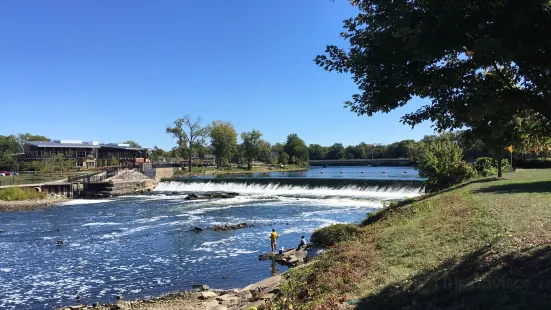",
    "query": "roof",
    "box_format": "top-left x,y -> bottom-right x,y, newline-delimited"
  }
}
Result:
25,141 -> 149,151
25,141 -> 100,149
99,144 -> 148,151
